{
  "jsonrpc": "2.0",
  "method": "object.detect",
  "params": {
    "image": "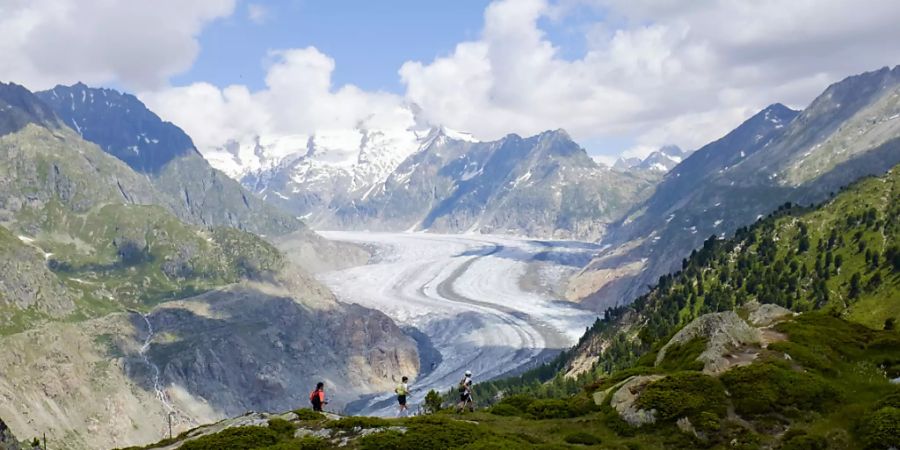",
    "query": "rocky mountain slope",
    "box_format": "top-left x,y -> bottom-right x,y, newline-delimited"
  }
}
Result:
206,123 -> 443,226
207,123 -> 658,240
613,145 -> 689,173
35,84 -> 303,236
328,129 -> 658,240
0,83 -> 418,450
570,66 -> 900,310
